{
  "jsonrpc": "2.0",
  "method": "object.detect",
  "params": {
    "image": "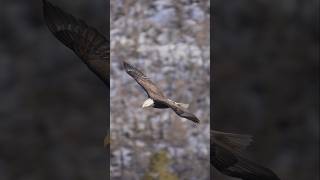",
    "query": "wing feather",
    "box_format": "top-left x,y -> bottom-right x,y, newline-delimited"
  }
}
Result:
43,0 -> 109,84
123,61 -> 165,99
164,99 -> 200,123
